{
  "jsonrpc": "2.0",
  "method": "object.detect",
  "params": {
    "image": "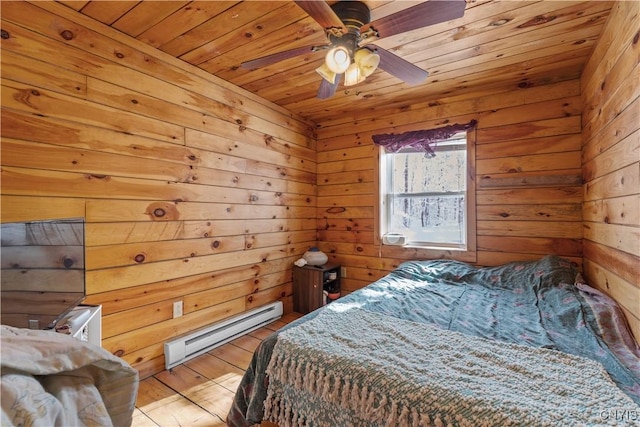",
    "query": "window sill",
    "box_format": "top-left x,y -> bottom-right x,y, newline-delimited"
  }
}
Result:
400,243 -> 467,251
